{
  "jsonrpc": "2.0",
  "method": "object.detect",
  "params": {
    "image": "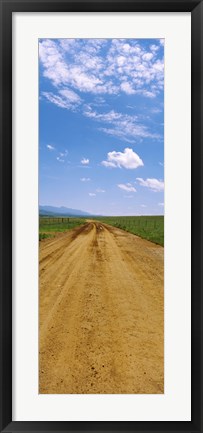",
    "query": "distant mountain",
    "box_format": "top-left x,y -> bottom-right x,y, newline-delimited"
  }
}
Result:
39,205 -> 92,217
